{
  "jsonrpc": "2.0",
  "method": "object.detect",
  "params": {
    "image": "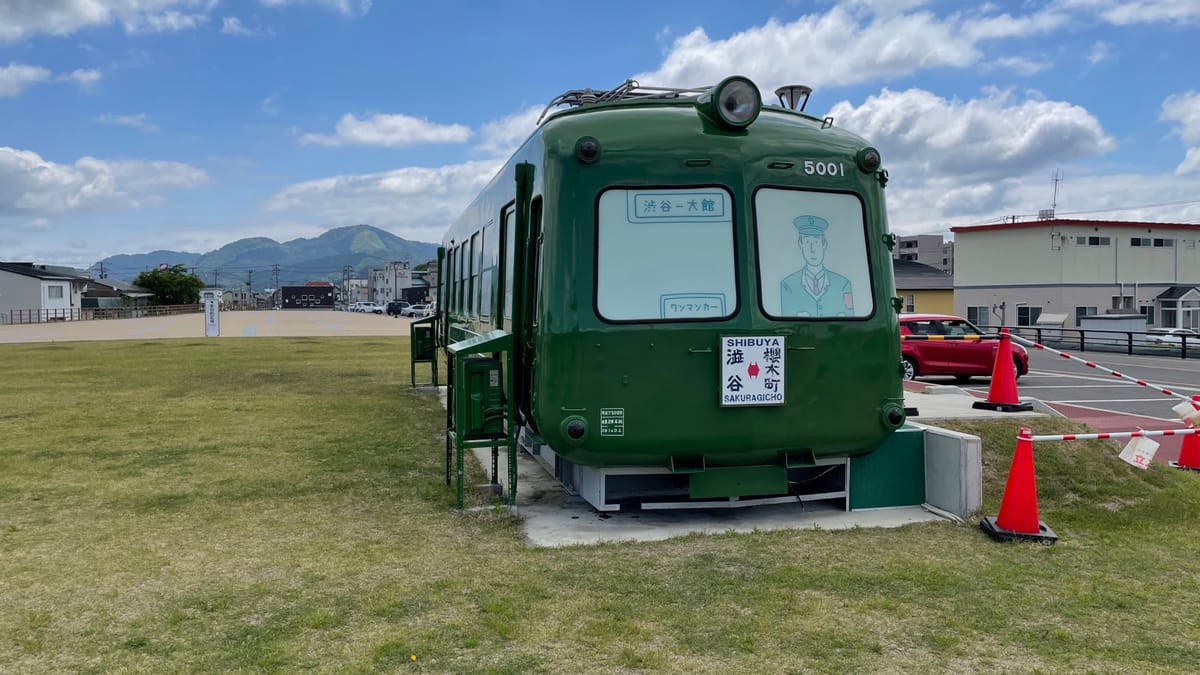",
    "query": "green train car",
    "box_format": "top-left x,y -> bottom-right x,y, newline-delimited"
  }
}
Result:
429,76 -> 921,510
